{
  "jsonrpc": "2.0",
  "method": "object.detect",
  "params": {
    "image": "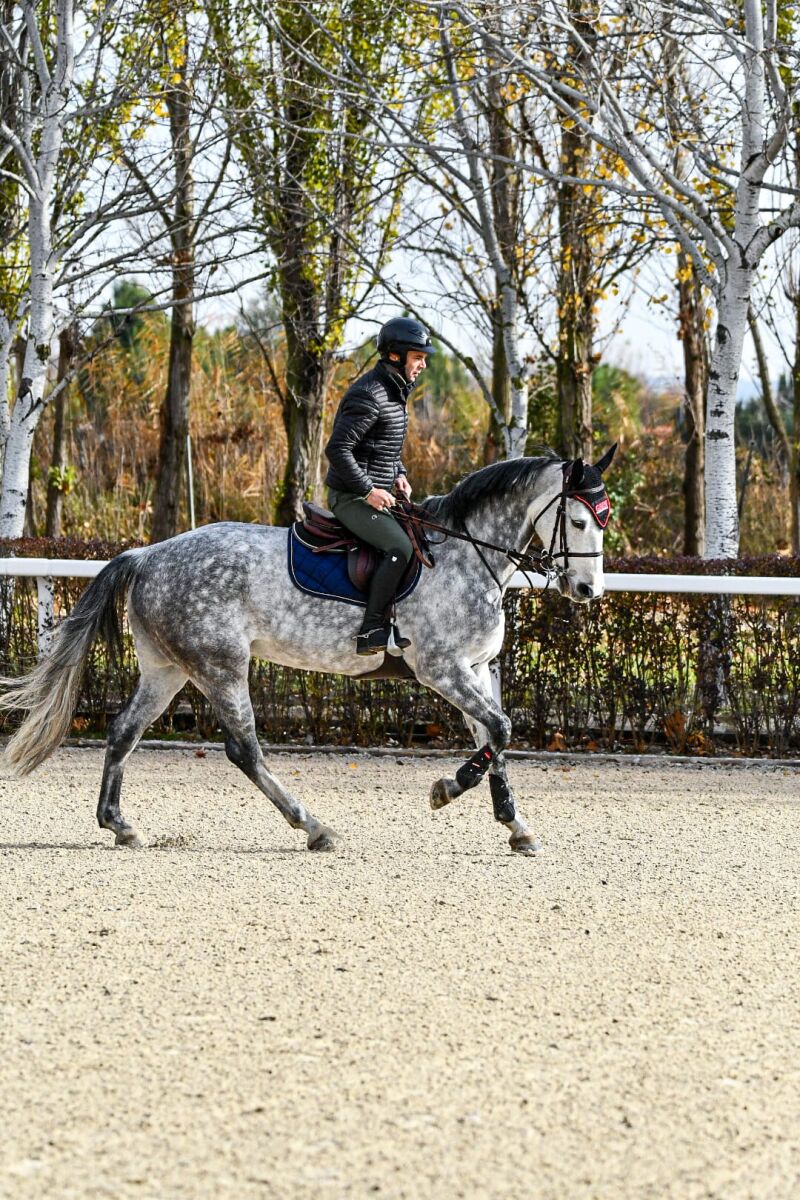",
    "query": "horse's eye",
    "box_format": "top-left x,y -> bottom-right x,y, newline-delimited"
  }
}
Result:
571,518 -> 587,530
